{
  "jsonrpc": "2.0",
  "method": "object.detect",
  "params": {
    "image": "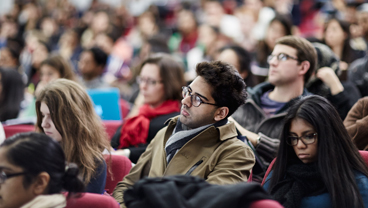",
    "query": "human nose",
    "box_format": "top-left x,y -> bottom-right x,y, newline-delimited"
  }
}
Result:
268,55 -> 278,65
181,93 -> 192,107
295,138 -> 307,149
41,117 -> 50,129
139,79 -> 148,90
